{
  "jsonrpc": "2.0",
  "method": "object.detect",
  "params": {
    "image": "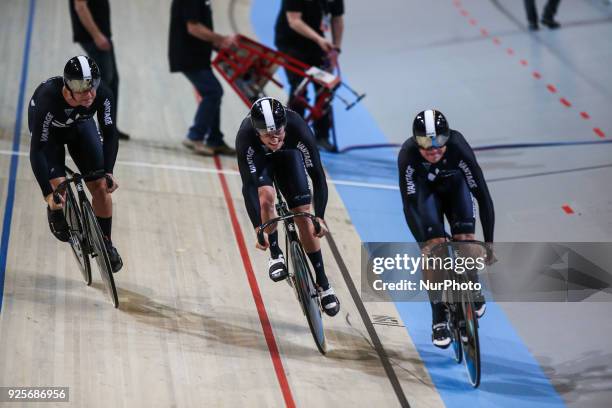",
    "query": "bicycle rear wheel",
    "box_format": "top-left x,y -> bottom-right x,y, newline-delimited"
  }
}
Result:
461,291 -> 481,387
290,241 -> 326,354
64,184 -> 91,285
83,201 -> 119,308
